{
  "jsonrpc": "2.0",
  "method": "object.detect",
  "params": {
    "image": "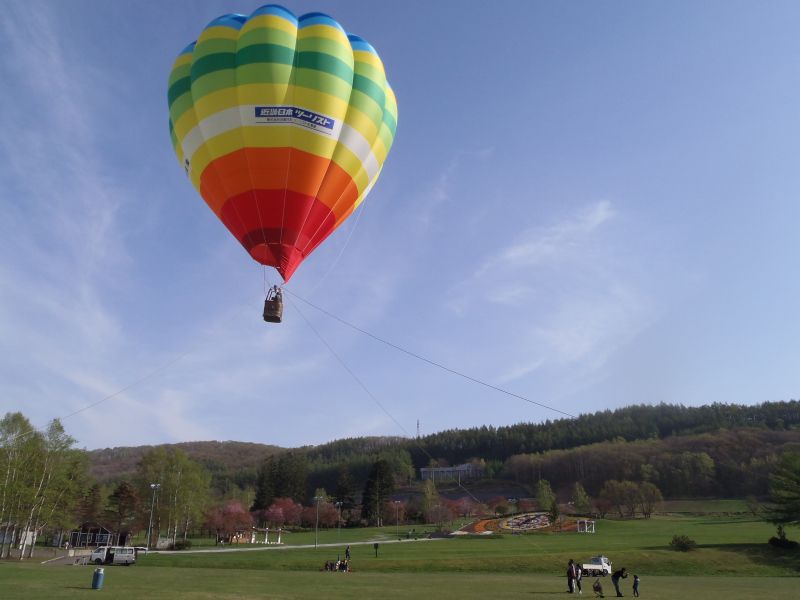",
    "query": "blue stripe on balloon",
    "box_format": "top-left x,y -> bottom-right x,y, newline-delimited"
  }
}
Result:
205,13 -> 247,30
298,12 -> 344,32
251,4 -> 298,25
348,34 -> 377,55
